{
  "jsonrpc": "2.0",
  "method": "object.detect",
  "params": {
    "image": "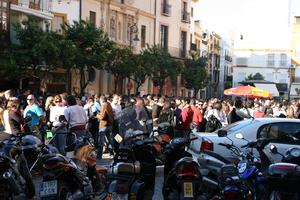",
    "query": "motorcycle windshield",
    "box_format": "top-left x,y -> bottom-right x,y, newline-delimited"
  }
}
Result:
117,105 -> 152,140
